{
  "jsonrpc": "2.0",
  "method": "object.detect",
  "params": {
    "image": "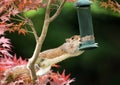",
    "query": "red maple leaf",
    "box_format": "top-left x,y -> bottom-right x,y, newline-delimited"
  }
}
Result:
0,37 -> 10,44
38,70 -> 75,85
0,55 -> 27,72
0,23 -> 7,35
